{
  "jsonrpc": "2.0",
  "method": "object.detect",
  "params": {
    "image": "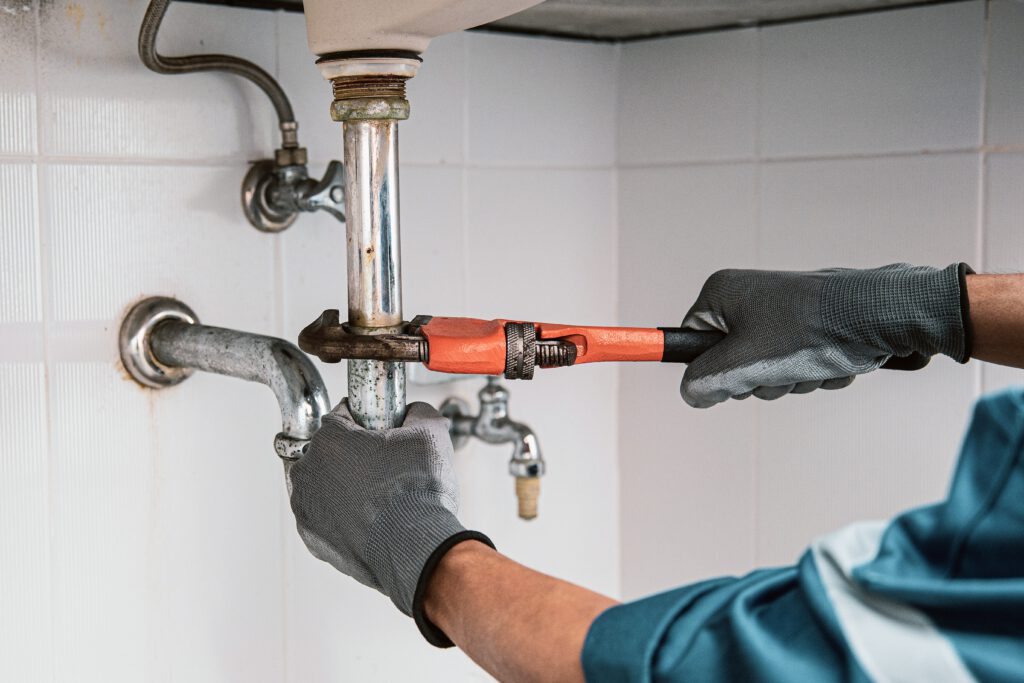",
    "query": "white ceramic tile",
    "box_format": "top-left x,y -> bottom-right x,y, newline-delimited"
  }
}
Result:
465,168 -> 616,323
38,1 -> 275,159
0,363 -> 51,683
400,166 -> 466,317
275,15 -> 466,166
0,0 -> 37,155
981,152 -> 1024,394
50,362 -> 155,680
619,362 -> 757,598
985,152 -> 1024,272
986,0 -> 1024,147
760,154 -> 979,269
466,33 -> 617,167
149,372 -> 286,681
757,359 -> 976,565
760,2 -> 985,157
617,164 -> 758,326
0,163 -> 41,323
403,31 -> 466,166
756,154 -> 979,564
44,163 -> 274,331
617,164 -> 758,598
619,30 -> 757,165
